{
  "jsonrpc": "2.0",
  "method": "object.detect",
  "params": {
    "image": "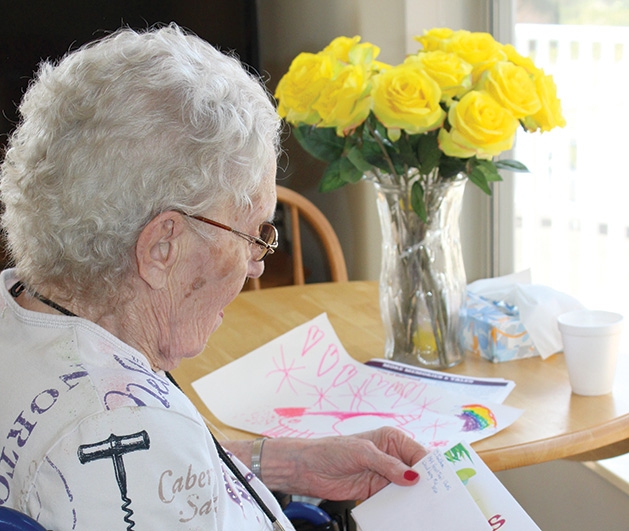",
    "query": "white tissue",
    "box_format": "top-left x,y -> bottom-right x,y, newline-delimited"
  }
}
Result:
468,271 -> 585,359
